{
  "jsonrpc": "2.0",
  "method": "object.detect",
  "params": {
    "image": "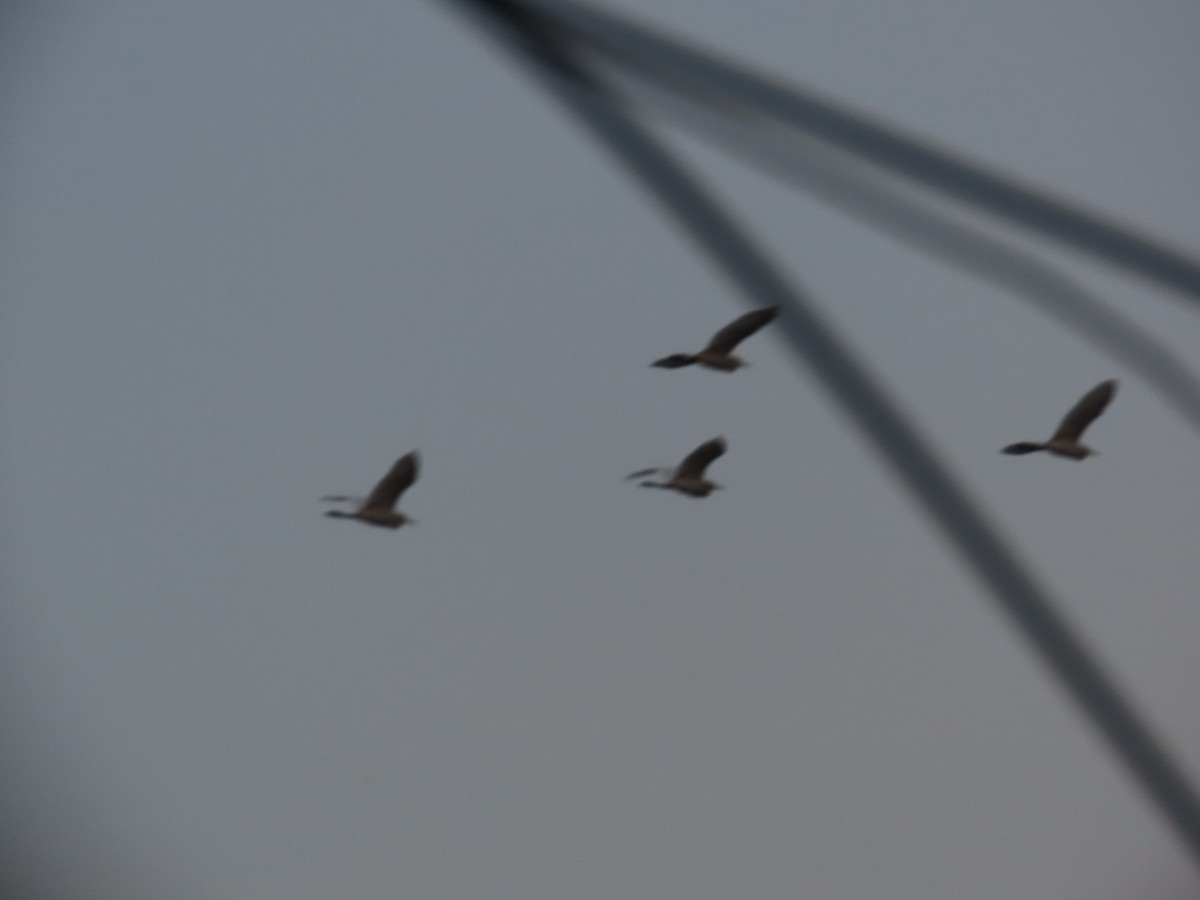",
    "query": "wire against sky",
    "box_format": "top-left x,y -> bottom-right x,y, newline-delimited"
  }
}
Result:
512,0 -> 1200,306
442,0 -> 1200,870
601,68 -> 1200,439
